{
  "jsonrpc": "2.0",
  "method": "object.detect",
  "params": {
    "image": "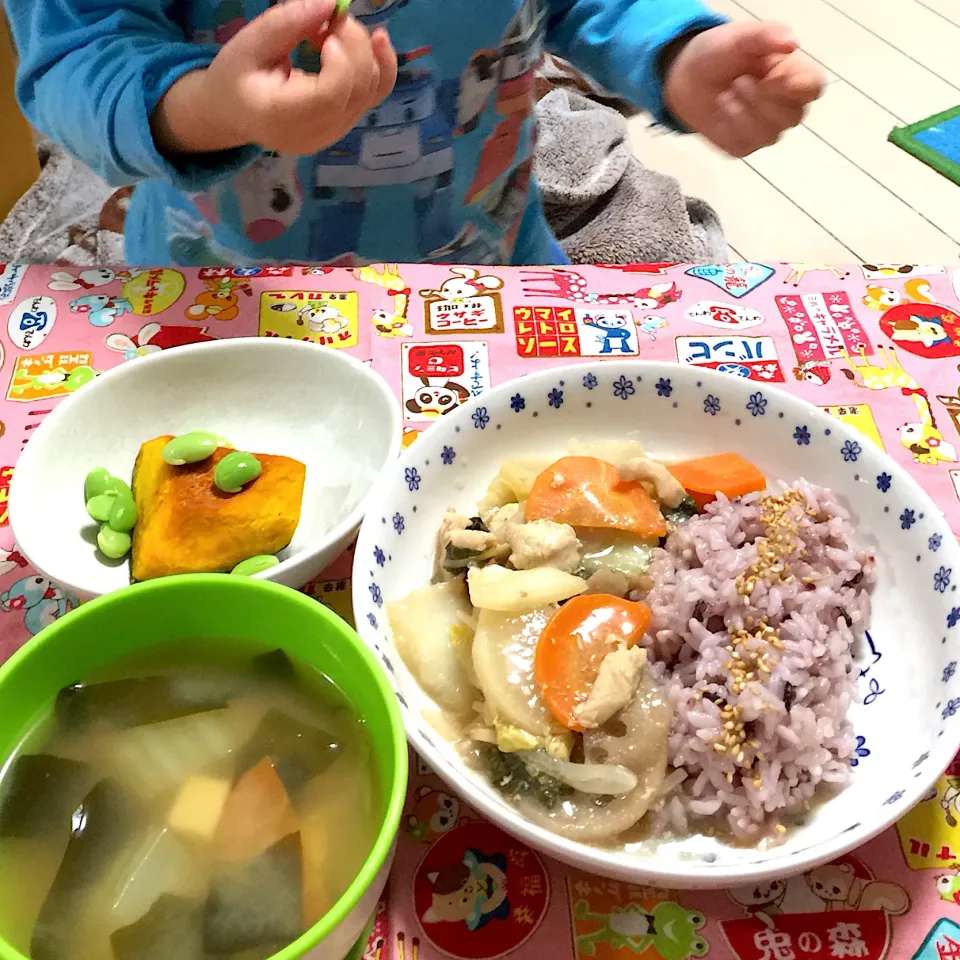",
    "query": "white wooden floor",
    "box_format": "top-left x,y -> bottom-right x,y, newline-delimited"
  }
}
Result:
627,0 -> 960,264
